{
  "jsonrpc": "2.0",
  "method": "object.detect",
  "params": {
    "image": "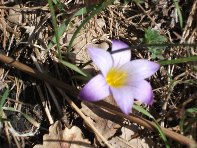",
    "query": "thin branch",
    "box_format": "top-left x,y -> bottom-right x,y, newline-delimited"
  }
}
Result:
0,53 -> 79,96
57,89 -> 113,148
94,100 -> 197,146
